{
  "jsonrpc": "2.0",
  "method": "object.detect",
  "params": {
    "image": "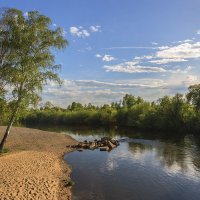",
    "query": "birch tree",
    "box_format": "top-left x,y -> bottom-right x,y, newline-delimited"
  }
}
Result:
0,8 -> 67,152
